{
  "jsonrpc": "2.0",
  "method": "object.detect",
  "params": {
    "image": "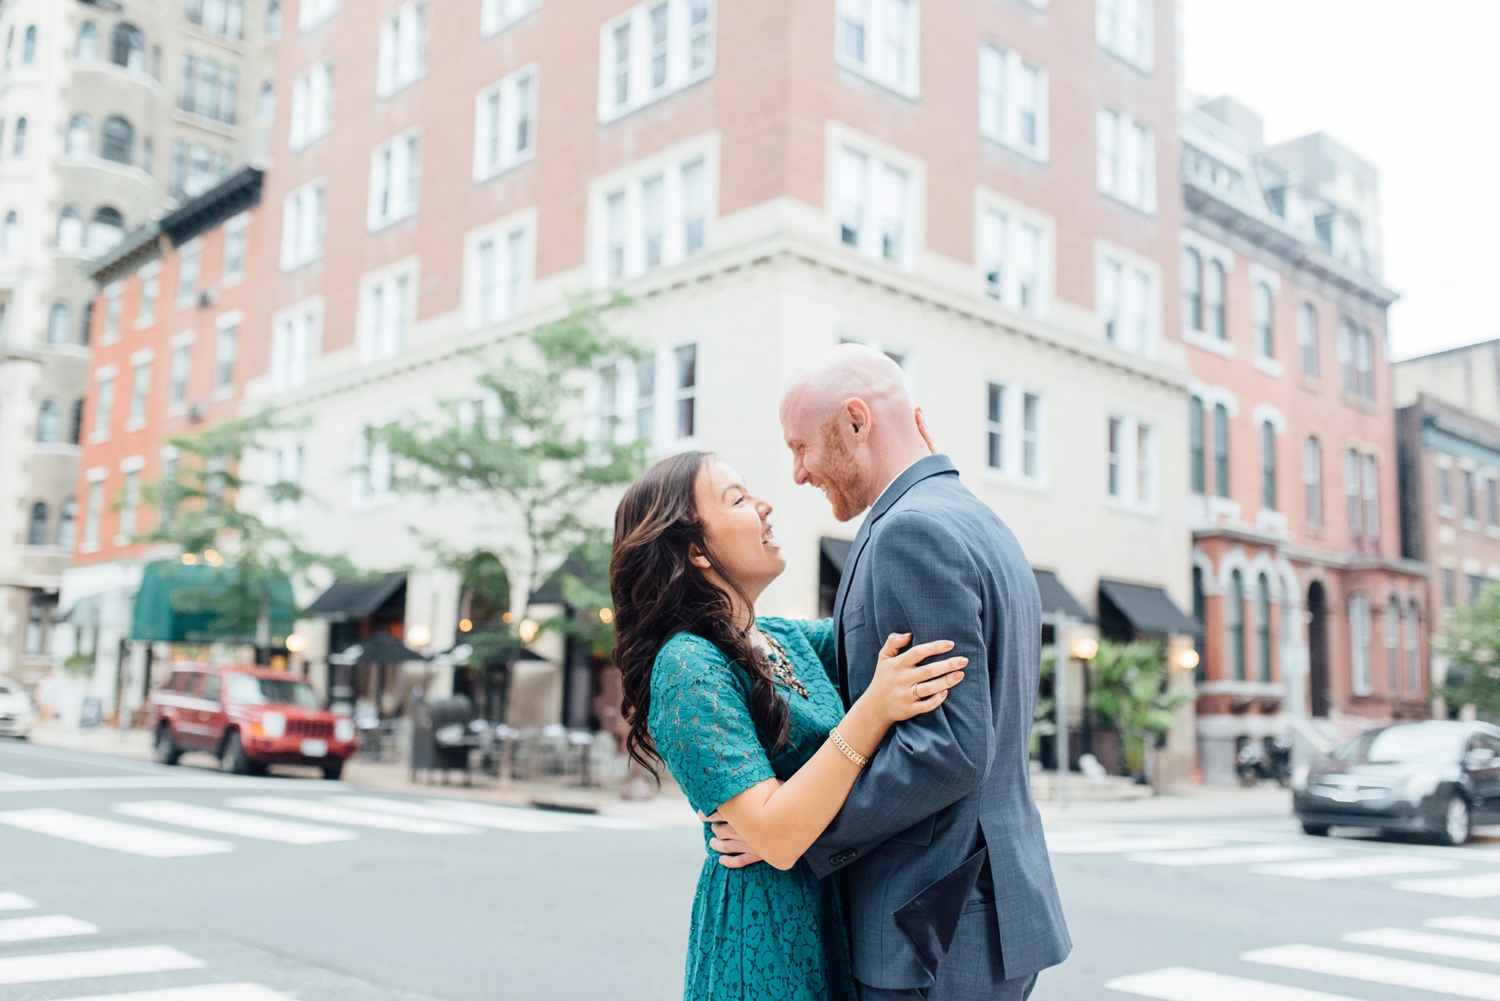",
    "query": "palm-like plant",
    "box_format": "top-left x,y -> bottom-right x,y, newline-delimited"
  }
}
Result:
1087,639 -> 1195,777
